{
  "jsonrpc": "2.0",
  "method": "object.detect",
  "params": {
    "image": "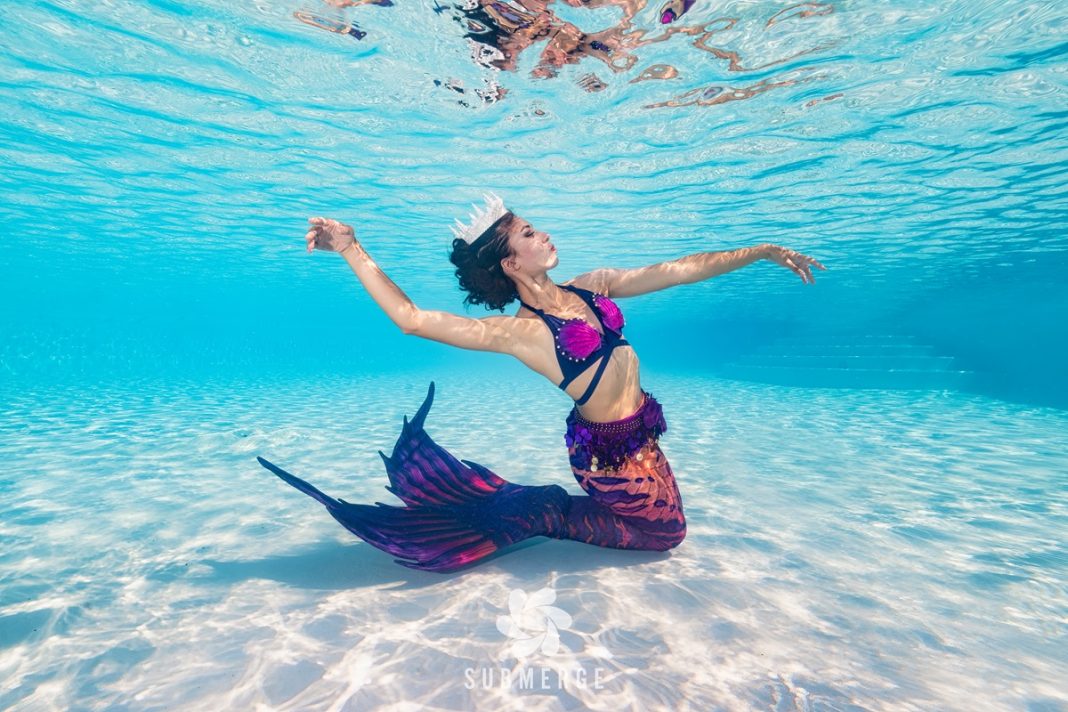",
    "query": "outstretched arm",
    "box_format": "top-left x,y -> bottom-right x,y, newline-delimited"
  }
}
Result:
306,217 -> 526,356
306,219 -> 419,333
589,244 -> 826,298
